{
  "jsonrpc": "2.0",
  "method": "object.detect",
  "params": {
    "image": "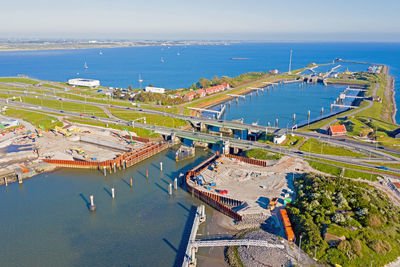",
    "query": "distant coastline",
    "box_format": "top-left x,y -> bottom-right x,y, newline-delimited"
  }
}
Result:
0,40 -> 235,52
